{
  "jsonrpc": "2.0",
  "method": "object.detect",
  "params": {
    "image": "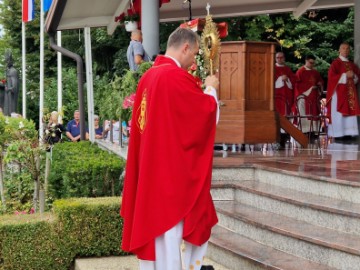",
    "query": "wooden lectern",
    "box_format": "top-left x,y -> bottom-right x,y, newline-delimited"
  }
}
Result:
215,41 -> 279,144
